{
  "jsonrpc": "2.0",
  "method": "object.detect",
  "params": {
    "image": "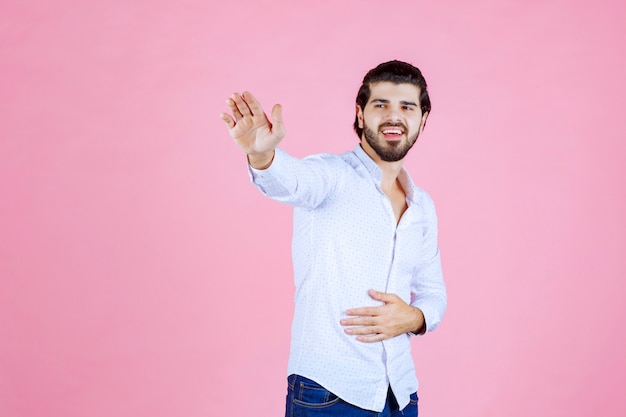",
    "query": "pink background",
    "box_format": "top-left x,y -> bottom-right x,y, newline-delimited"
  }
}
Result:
2,1 -> 625,416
